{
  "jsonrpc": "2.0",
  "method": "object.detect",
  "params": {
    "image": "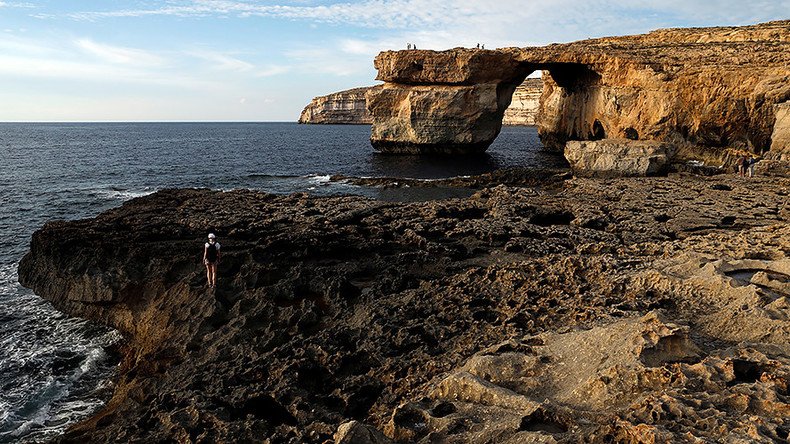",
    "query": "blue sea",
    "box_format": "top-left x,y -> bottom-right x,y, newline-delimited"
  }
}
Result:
0,122 -> 564,442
